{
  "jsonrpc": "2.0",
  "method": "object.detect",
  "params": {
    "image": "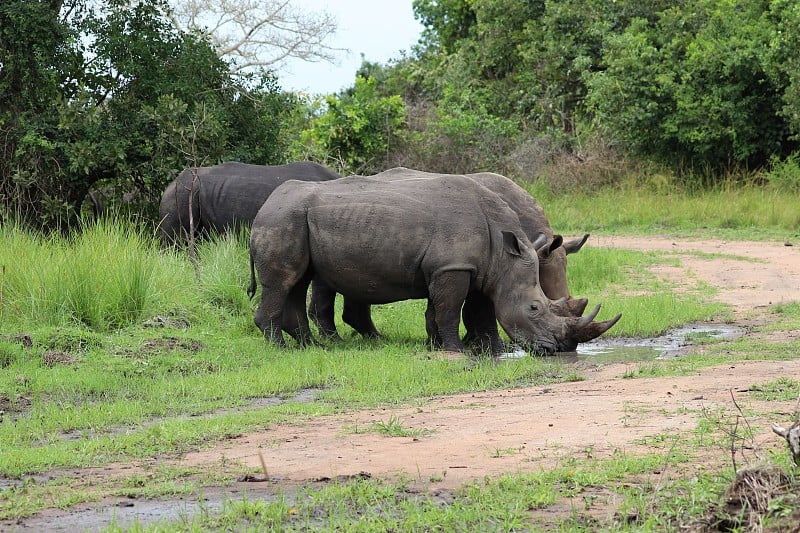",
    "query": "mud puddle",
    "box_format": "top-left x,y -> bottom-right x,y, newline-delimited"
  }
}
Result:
500,323 -> 744,364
